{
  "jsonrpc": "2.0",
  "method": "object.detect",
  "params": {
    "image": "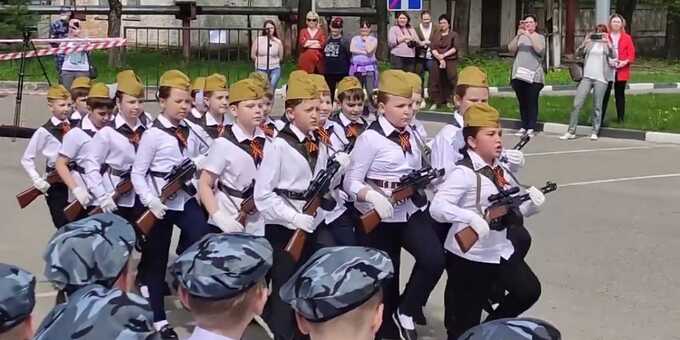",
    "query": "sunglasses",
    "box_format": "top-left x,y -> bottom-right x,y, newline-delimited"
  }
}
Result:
307,18 -> 318,22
